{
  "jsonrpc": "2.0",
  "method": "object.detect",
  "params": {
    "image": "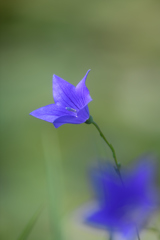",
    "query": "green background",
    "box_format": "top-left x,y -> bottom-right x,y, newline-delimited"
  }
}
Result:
0,0 -> 160,239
